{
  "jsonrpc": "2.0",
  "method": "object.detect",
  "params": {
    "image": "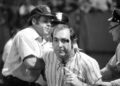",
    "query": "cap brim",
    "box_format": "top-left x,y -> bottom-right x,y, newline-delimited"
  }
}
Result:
42,14 -> 55,18
31,13 -> 55,18
28,14 -> 54,22
51,20 -> 66,24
